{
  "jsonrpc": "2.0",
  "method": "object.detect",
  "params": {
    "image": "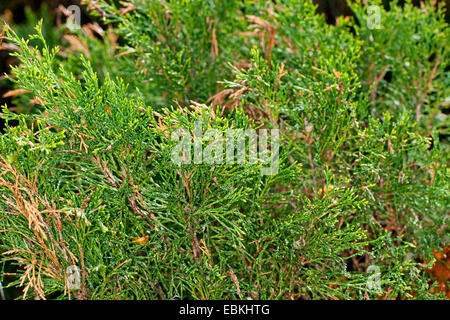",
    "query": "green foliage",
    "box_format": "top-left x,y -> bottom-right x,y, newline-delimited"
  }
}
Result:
0,0 -> 448,300
351,0 -> 450,137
